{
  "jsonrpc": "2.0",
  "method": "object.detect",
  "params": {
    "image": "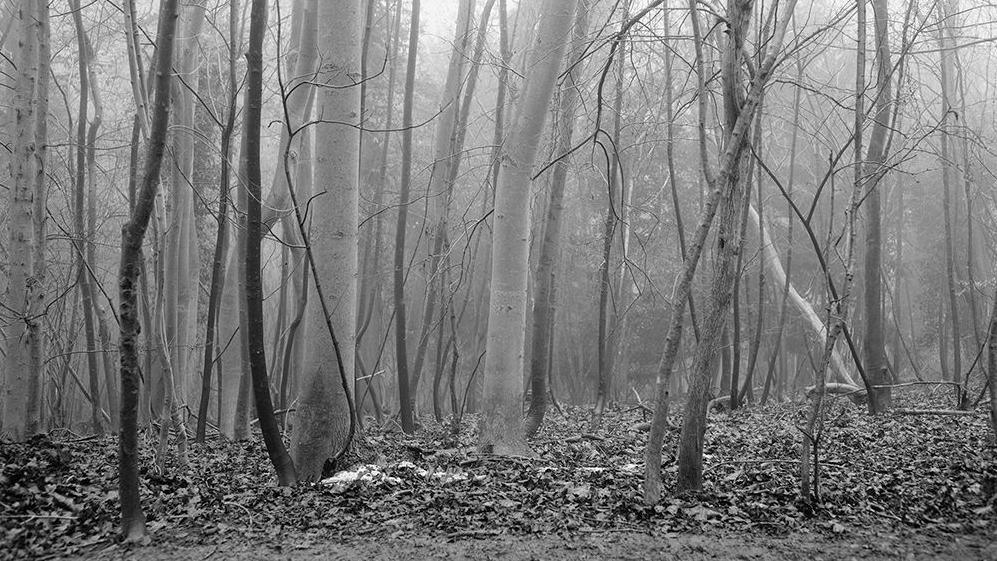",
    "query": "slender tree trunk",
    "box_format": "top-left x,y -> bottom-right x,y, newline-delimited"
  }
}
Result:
393,0 -> 420,434
195,0 -> 239,443
862,0 -> 893,413
987,285 -> 997,442
27,0 -> 49,435
644,0 -> 799,503
480,0 -> 577,455
244,0 -> 296,485
524,0 -> 589,438
70,0 -> 103,436
594,0 -> 630,423
936,2 -> 962,407
409,0 -> 475,416
676,0 -> 756,491
118,0 -> 180,539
